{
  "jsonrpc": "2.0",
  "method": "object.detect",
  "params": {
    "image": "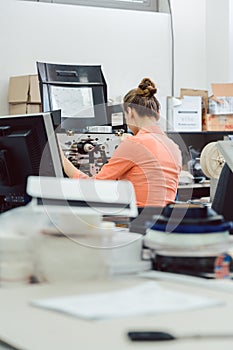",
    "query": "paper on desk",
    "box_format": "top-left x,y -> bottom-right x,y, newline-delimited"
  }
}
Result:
31,281 -> 222,320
